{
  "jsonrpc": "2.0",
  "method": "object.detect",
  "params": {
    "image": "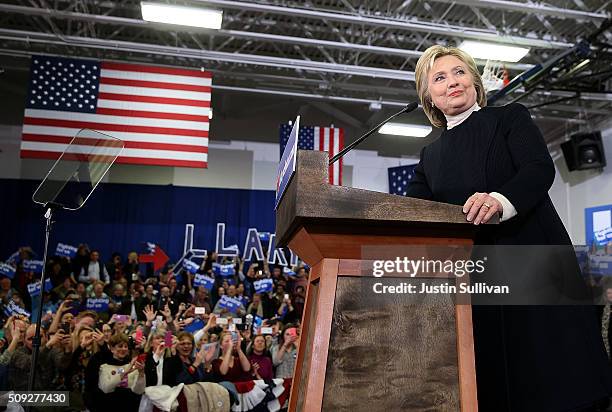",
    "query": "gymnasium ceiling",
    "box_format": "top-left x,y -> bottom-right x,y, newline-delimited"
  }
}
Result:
0,0 -> 610,149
